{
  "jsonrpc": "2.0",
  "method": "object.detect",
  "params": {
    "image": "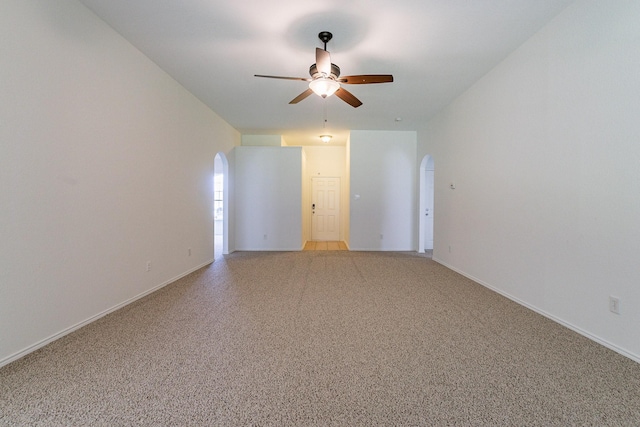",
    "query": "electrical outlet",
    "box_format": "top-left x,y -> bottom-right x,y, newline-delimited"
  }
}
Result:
380,234 -> 384,240
146,261 -> 151,272
263,234 -> 267,240
188,248 -> 191,256
609,296 -> 620,315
